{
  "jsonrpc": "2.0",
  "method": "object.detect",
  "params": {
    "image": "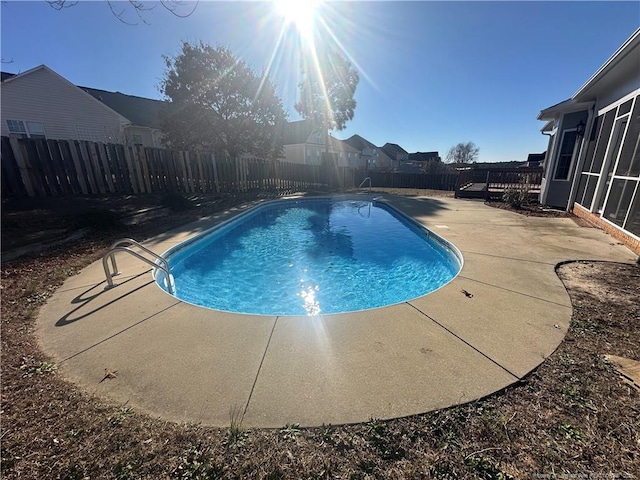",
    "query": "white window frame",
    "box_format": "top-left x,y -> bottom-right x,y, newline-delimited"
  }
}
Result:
132,133 -> 144,146
6,119 -> 47,140
7,119 -> 27,134
26,121 -> 47,140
